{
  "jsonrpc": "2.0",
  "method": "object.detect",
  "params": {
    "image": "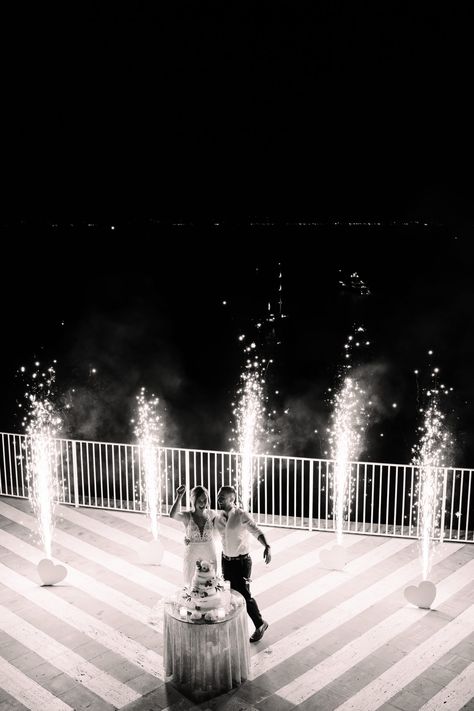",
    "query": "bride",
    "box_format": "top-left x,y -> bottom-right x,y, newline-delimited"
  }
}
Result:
169,484 -> 219,585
